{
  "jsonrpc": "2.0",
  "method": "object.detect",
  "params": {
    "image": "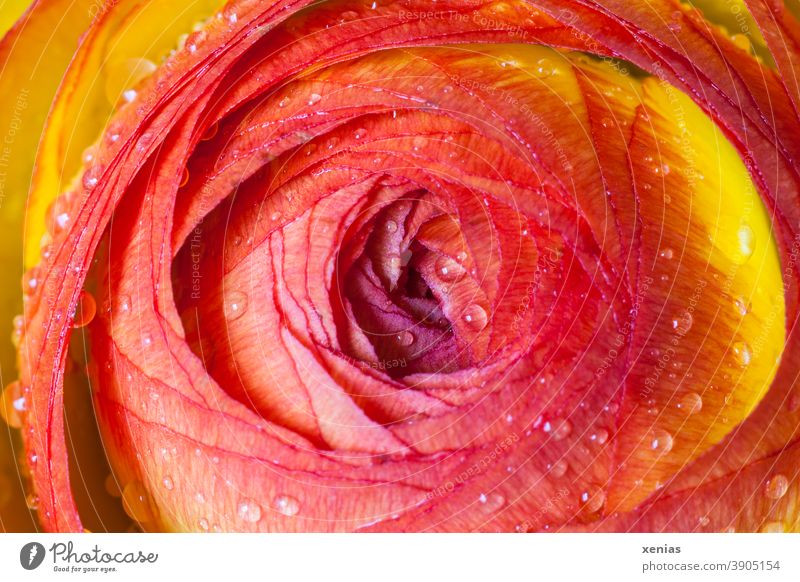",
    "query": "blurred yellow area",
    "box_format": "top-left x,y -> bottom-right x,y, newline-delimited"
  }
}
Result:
0,0 -> 223,531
